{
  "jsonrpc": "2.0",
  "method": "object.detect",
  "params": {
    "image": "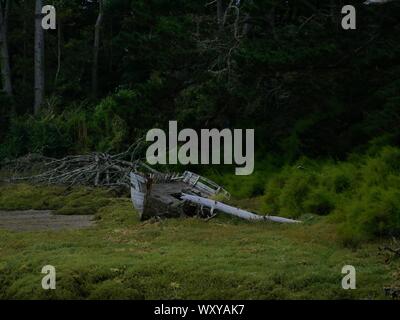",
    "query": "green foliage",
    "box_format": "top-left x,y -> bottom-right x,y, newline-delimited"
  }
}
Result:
0,85 -> 165,159
212,172 -> 266,199
338,187 -> 400,246
277,169 -> 317,217
0,108 -> 89,159
206,159 -> 278,199
0,114 -> 72,159
262,147 -> 400,243
303,188 -> 335,217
